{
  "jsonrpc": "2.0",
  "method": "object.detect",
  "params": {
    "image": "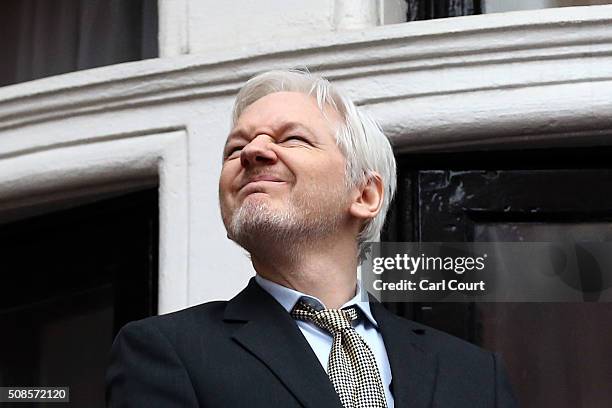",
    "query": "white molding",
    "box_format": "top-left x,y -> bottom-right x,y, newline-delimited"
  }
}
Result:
0,129 -> 190,313
1,6 -> 611,153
